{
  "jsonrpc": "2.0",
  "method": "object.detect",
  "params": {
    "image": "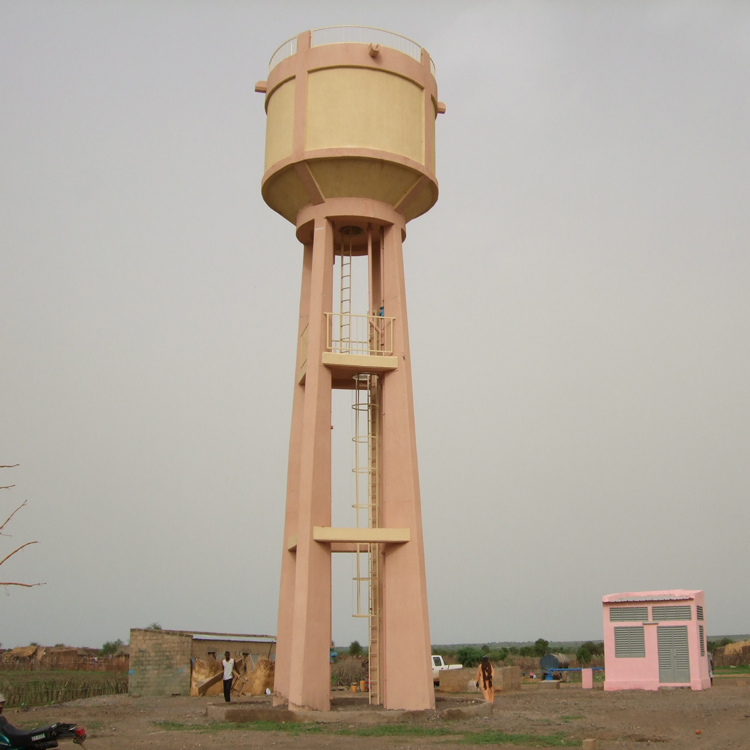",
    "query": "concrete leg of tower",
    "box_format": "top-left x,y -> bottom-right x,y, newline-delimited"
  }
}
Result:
379,222 -> 435,711
273,244 -> 312,707
276,218 -> 334,712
